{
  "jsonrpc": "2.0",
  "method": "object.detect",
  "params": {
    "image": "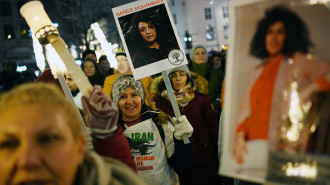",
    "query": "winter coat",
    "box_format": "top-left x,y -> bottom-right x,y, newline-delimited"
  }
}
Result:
92,127 -> 137,171
189,58 -> 224,110
74,151 -> 146,185
209,68 -> 225,110
150,72 -> 219,185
